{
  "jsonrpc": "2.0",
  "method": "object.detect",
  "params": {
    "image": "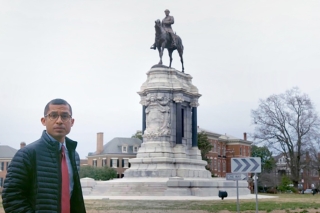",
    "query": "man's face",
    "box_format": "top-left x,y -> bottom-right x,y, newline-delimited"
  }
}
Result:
41,104 -> 74,142
165,11 -> 170,16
